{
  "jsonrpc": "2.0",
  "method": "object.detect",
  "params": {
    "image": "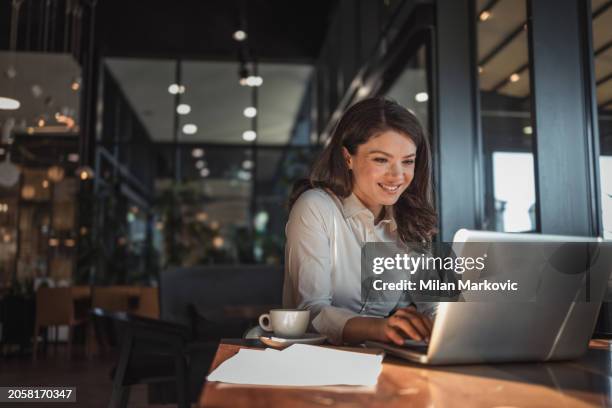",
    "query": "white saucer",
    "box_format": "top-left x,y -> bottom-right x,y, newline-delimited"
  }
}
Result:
259,333 -> 327,349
